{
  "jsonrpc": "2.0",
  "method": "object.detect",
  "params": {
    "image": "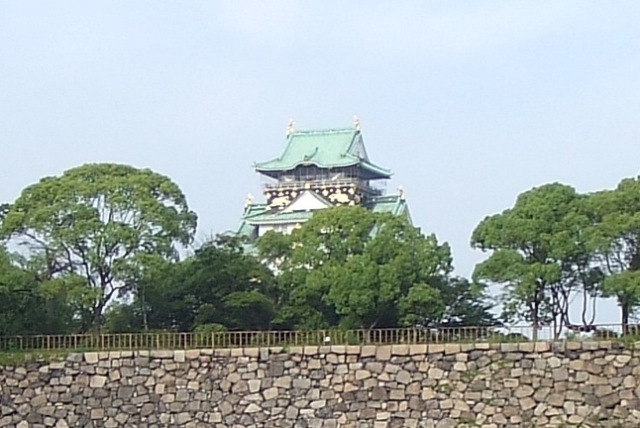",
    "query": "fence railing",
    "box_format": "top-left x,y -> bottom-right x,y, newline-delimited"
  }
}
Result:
0,324 -> 637,352
263,178 -> 384,196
